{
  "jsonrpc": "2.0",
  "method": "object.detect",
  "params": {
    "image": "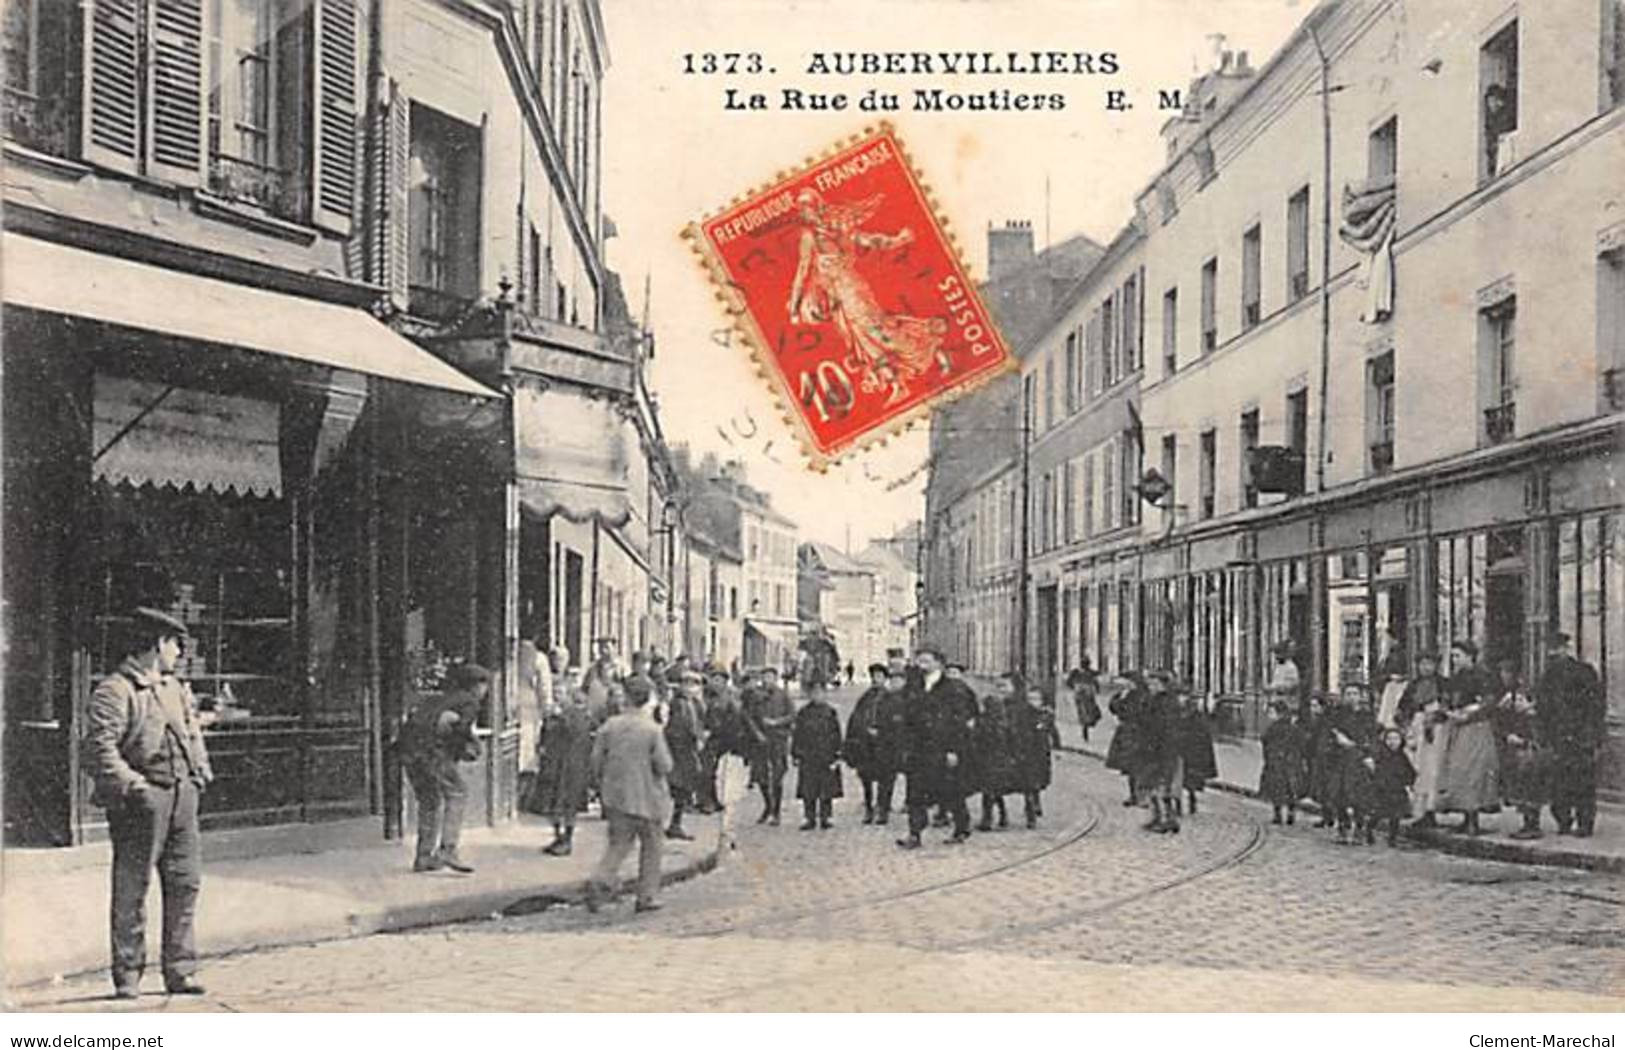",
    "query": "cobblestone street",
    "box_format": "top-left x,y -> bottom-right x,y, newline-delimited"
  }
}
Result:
16,688 -> 1624,1012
